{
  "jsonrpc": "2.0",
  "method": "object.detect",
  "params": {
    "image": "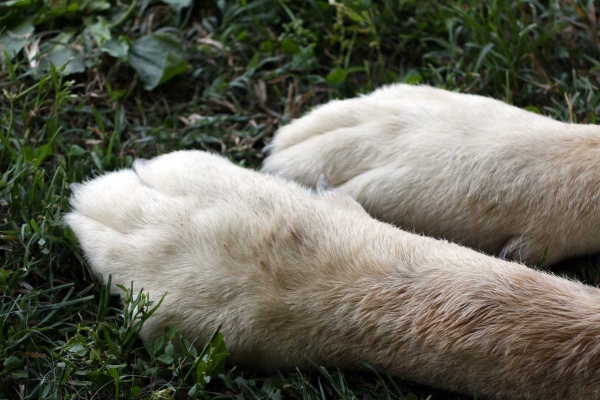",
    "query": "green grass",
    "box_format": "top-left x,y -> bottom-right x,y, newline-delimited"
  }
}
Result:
2,0 -> 600,398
